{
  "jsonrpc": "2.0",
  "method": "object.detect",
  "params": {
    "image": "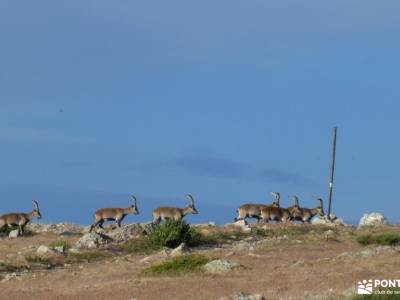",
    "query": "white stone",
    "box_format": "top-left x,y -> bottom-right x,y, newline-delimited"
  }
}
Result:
358,212 -> 389,227
37,245 -> 55,255
170,243 -> 189,257
8,230 -> 19,238
53,246 -> 66,254
312,215 -> 346,226
231,220 -> 251,233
